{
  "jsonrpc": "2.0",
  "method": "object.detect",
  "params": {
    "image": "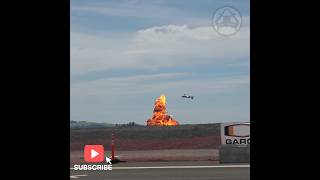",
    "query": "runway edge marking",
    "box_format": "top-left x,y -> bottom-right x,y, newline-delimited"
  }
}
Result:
70,175 -> 88,178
